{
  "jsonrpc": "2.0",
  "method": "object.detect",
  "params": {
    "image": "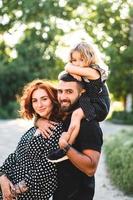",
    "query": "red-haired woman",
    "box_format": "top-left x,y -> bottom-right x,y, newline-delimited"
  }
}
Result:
0,79 -> 63,200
